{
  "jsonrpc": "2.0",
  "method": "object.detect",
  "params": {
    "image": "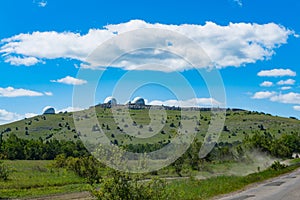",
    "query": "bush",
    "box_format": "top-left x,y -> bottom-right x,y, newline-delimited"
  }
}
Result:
54,155 -> 101,185
93,170 -> 169,200
0,161 -> 10,181
269,161 -> 287,171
